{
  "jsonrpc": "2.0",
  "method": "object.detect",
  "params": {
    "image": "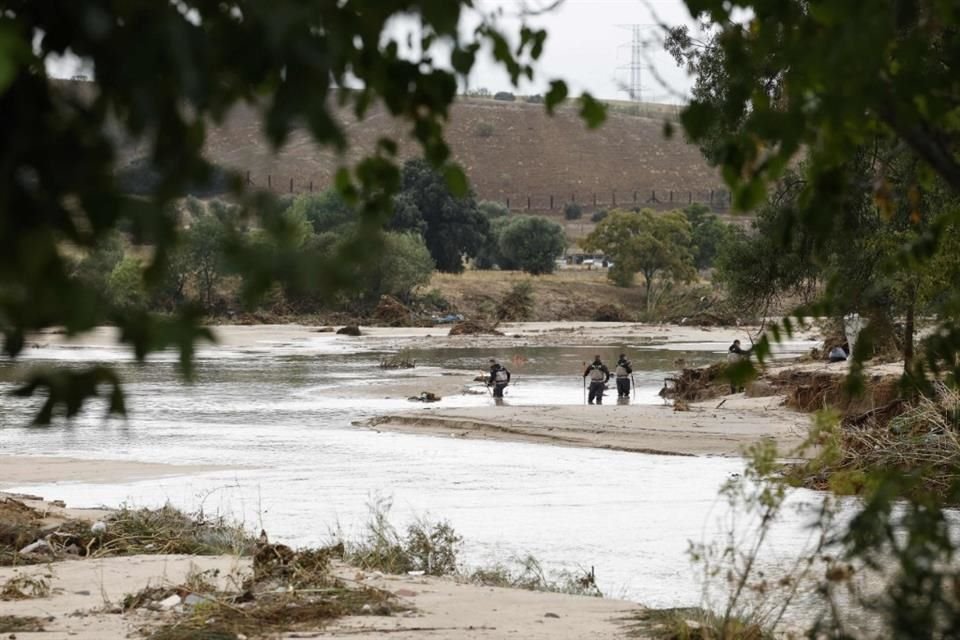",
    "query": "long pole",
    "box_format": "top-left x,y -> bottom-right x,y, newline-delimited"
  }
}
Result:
631,374 -> 636,400
581,362 -> 587,405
